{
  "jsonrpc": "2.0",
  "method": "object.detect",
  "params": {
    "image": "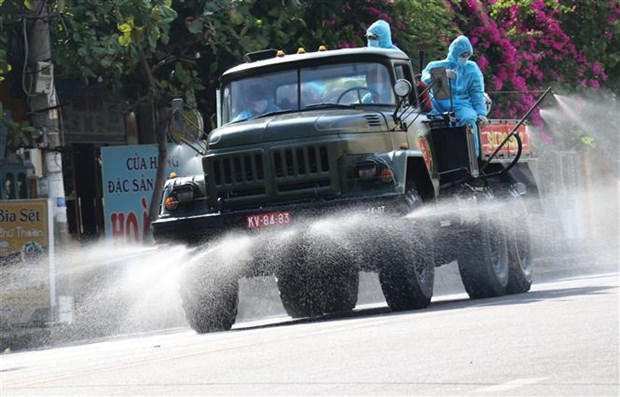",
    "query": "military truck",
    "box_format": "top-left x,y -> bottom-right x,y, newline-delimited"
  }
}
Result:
152,46 -> 545,333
